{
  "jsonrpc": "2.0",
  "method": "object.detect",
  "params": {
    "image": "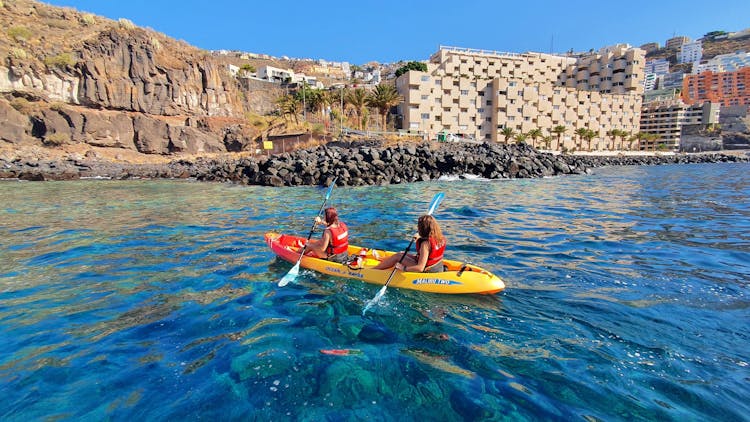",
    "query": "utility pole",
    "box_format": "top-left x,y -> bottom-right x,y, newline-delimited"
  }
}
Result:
340,85 -> 344,139
302,80 -> 306,122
